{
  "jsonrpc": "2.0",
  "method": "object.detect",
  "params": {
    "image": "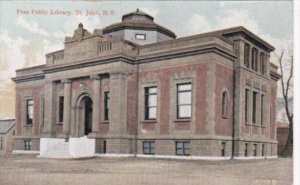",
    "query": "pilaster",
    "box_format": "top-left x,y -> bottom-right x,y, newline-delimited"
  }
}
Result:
91,74 -> 101,133
43,81 -> 56,137
62,79 -> 72,136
